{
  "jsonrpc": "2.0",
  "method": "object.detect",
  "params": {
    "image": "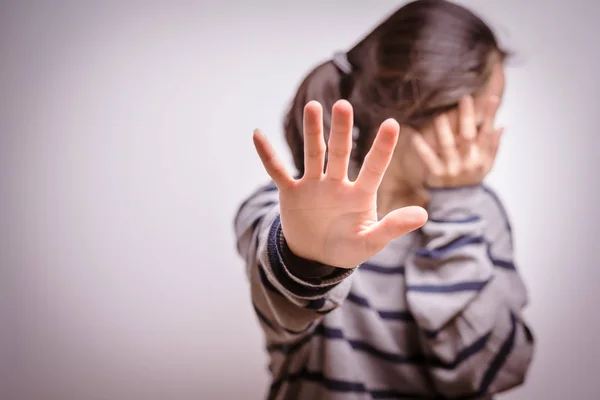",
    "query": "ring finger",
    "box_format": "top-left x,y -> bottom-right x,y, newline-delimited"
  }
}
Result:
433,114 -> 460,173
